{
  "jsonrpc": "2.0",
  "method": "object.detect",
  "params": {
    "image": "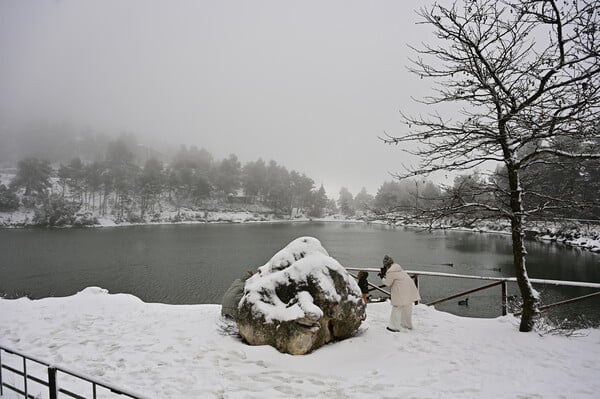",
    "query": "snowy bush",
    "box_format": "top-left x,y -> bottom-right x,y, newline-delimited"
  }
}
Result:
0,184 -> 19,211
33,194 -> 80,226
